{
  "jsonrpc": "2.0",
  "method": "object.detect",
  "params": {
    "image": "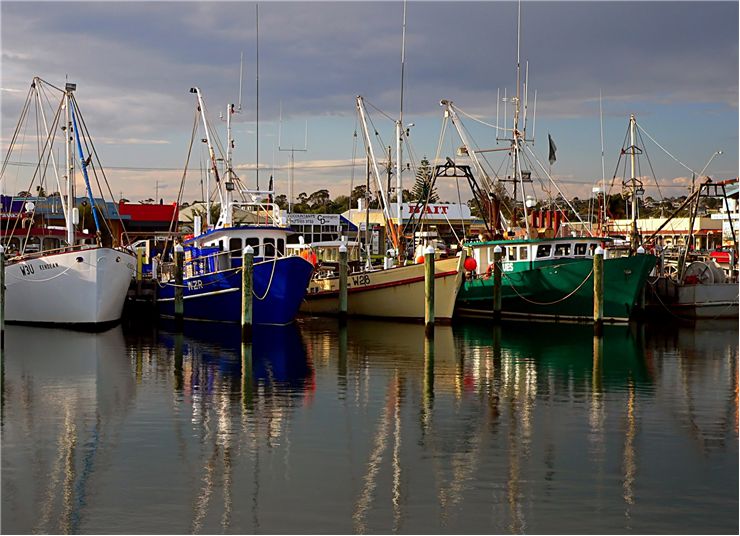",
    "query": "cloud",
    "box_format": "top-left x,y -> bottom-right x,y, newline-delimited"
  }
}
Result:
1,1 -> 736,204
